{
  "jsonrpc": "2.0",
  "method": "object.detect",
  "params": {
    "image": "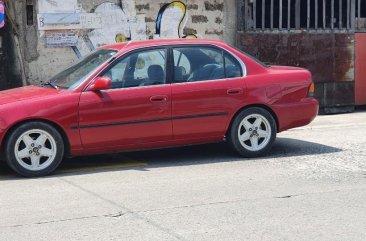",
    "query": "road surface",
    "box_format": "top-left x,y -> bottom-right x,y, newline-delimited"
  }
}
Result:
1,110 -> 365,241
